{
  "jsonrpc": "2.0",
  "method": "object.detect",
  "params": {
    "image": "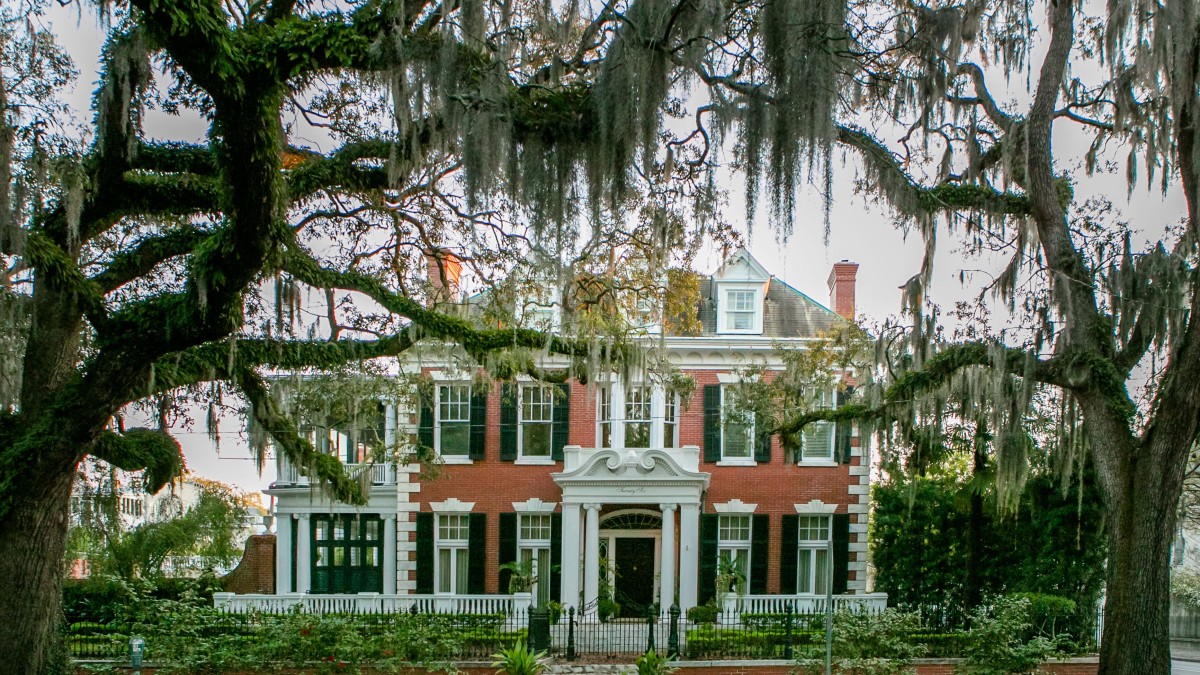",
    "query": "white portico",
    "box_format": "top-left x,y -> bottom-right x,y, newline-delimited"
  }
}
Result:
552,445 -> 710,617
